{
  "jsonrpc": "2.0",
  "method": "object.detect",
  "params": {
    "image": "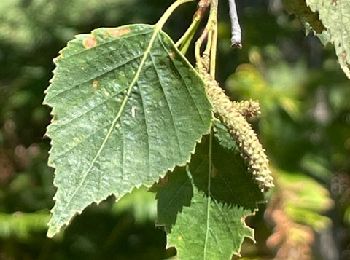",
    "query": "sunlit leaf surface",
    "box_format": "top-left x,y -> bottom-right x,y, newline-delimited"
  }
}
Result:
44,24 -> 211,237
